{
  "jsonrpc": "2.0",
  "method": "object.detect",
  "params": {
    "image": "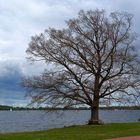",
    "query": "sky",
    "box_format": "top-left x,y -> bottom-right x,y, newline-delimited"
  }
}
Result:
0,0 -> 140,107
